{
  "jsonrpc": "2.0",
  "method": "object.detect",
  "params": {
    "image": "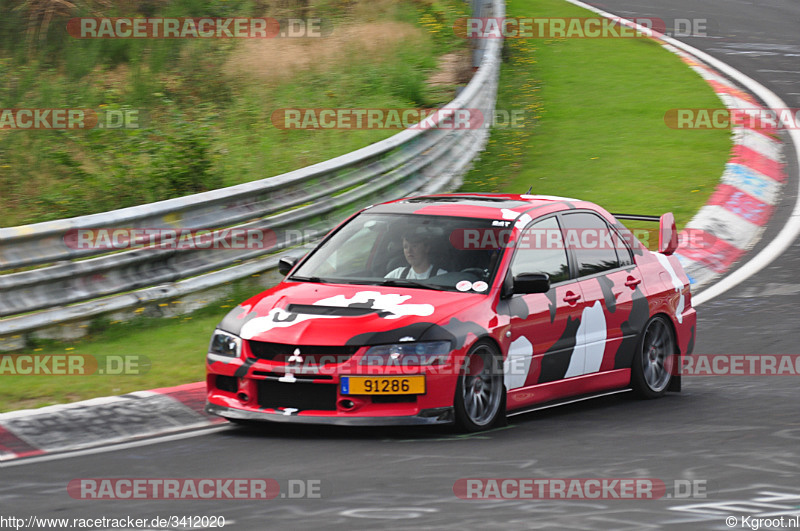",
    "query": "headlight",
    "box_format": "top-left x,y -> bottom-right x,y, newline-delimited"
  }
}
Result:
360,341 -> 451,366
209,330 -> 241,357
